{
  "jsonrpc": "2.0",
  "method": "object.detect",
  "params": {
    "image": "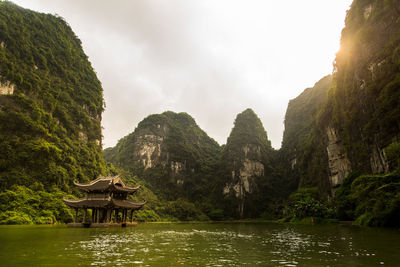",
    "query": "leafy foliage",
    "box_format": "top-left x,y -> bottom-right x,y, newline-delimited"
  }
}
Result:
0,2 -> 105,223
0,1 -> 105,193
217,109 -> 288,219
104,112 -> 221,220
0,183 -> 75,224
319,0 -> 400,173
335,173 -> 400,227
285,187 -> 335,220
280,76 -> 332,196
